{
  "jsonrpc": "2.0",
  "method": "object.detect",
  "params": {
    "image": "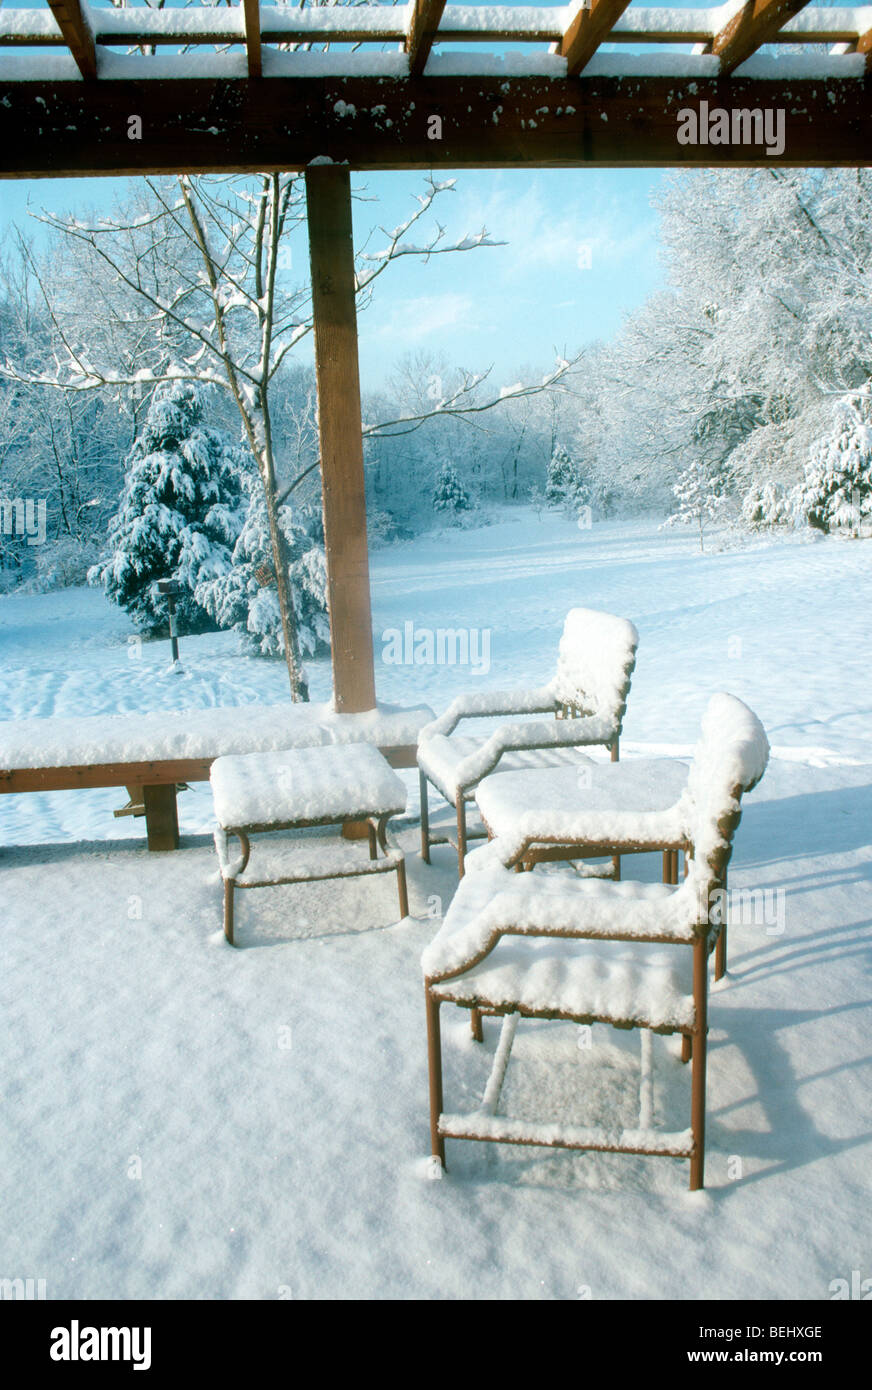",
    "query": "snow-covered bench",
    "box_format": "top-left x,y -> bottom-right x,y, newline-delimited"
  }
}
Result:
0,701 -> 434,851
